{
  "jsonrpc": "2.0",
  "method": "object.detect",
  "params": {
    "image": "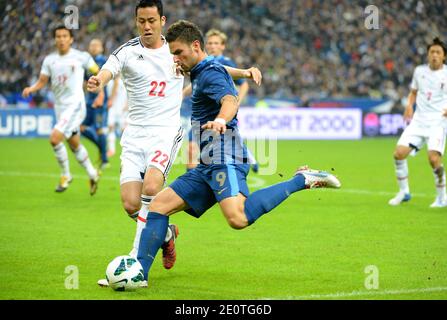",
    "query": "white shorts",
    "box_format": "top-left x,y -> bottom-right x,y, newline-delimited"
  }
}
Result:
397,121 -> 447,155
54,101 -> 86,139
120,125 -> 184,185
